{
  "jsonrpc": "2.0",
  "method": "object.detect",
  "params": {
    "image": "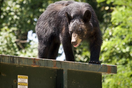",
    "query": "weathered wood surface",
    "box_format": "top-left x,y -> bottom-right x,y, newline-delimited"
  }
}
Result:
0,55 -> 117,74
